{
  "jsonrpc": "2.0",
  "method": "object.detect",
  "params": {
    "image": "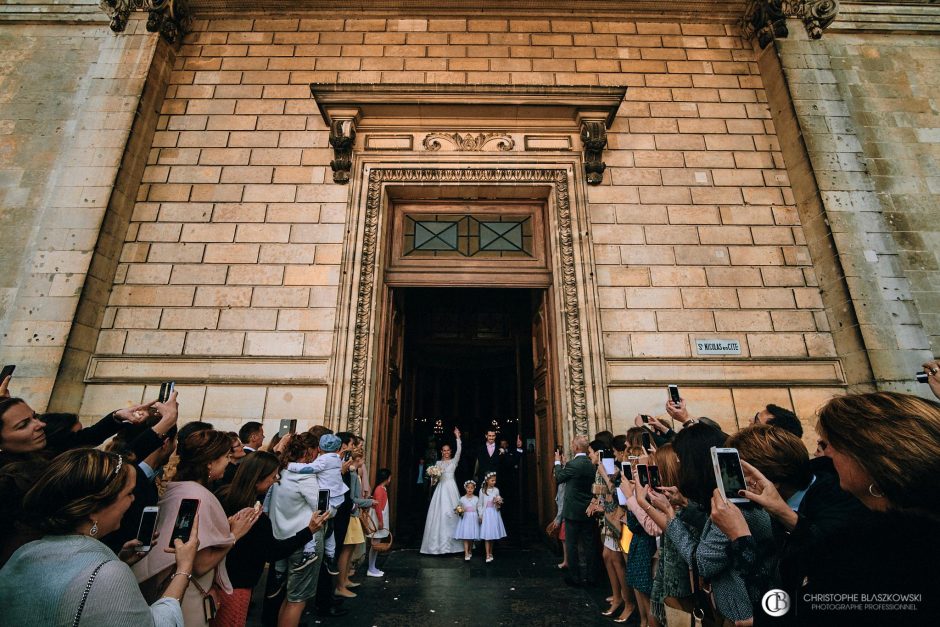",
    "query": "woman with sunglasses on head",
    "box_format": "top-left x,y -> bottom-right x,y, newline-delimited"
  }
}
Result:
133,429 -> 261,627
0,448 -> 199,626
